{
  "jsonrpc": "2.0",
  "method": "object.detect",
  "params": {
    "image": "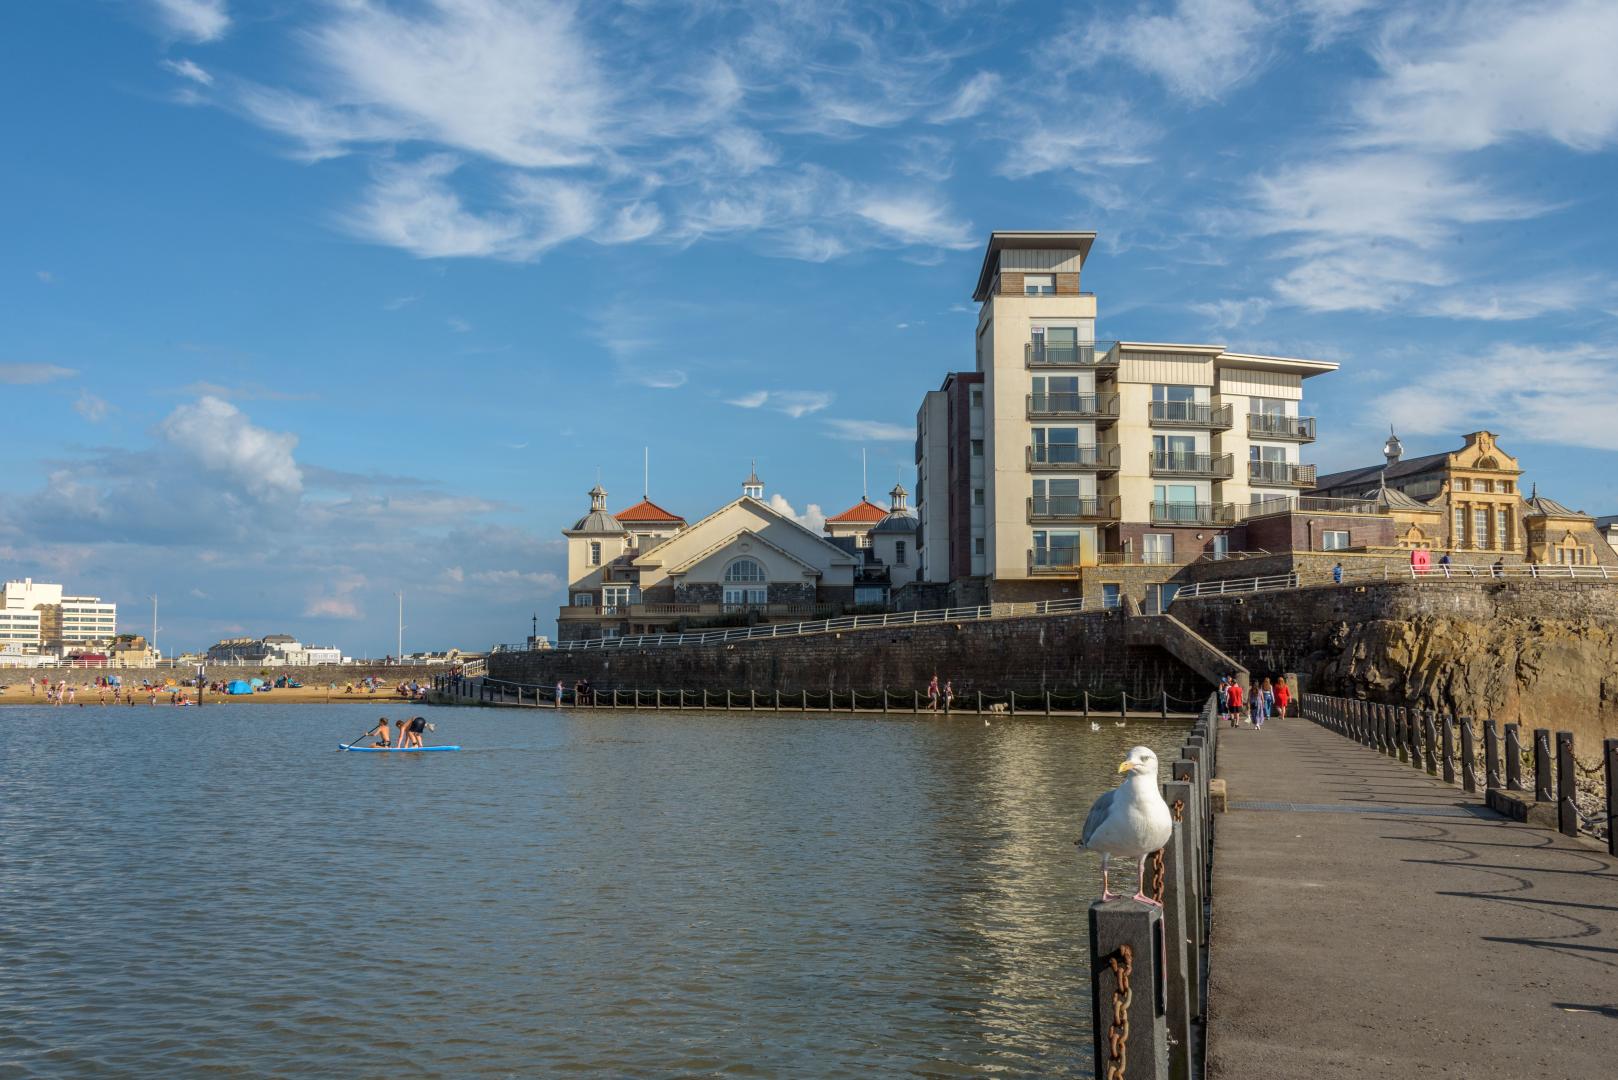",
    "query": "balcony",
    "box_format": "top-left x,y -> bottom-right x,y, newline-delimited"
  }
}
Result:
1149,451 -> 1234,480
1147,401 -> 1233,430
1248,413 -> 1317,442
1247,460 -> 1317,488
1027,549 -> 1090,575
1150,501 -> 1235,526
1025,391 -> 1120,424
1024,340 -> 1120,372
1027,495 -> 1120,524
1026,443 -> 1121,473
